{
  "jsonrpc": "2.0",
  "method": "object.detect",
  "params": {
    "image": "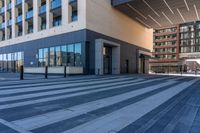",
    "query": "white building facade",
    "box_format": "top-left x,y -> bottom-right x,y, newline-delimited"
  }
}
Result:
0,0 -> 153,74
